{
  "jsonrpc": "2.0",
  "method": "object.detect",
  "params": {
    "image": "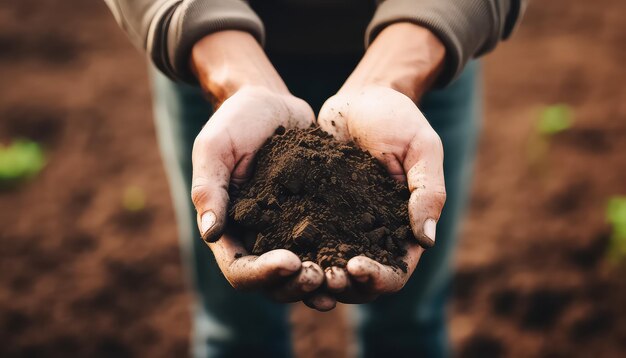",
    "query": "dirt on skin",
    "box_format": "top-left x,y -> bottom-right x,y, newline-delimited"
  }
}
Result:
229,126 -> 412,271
